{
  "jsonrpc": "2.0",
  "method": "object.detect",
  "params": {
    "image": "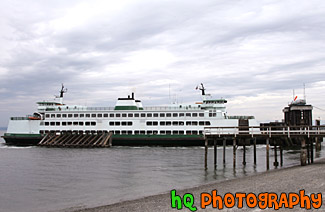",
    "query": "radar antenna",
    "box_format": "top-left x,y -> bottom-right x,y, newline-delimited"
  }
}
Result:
60,83 -> 68,98
199,83 -> 206,96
